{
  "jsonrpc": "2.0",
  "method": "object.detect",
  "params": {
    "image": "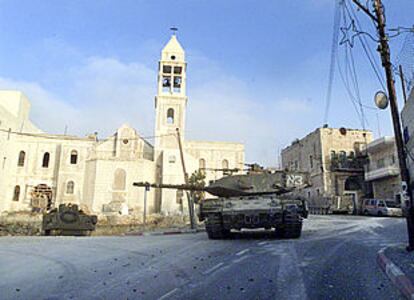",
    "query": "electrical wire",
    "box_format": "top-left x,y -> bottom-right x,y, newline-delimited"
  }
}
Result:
323,0 -> 343,124
336,3 -> 372,128
346,0 -> 386,91
0,128 -> 176,142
